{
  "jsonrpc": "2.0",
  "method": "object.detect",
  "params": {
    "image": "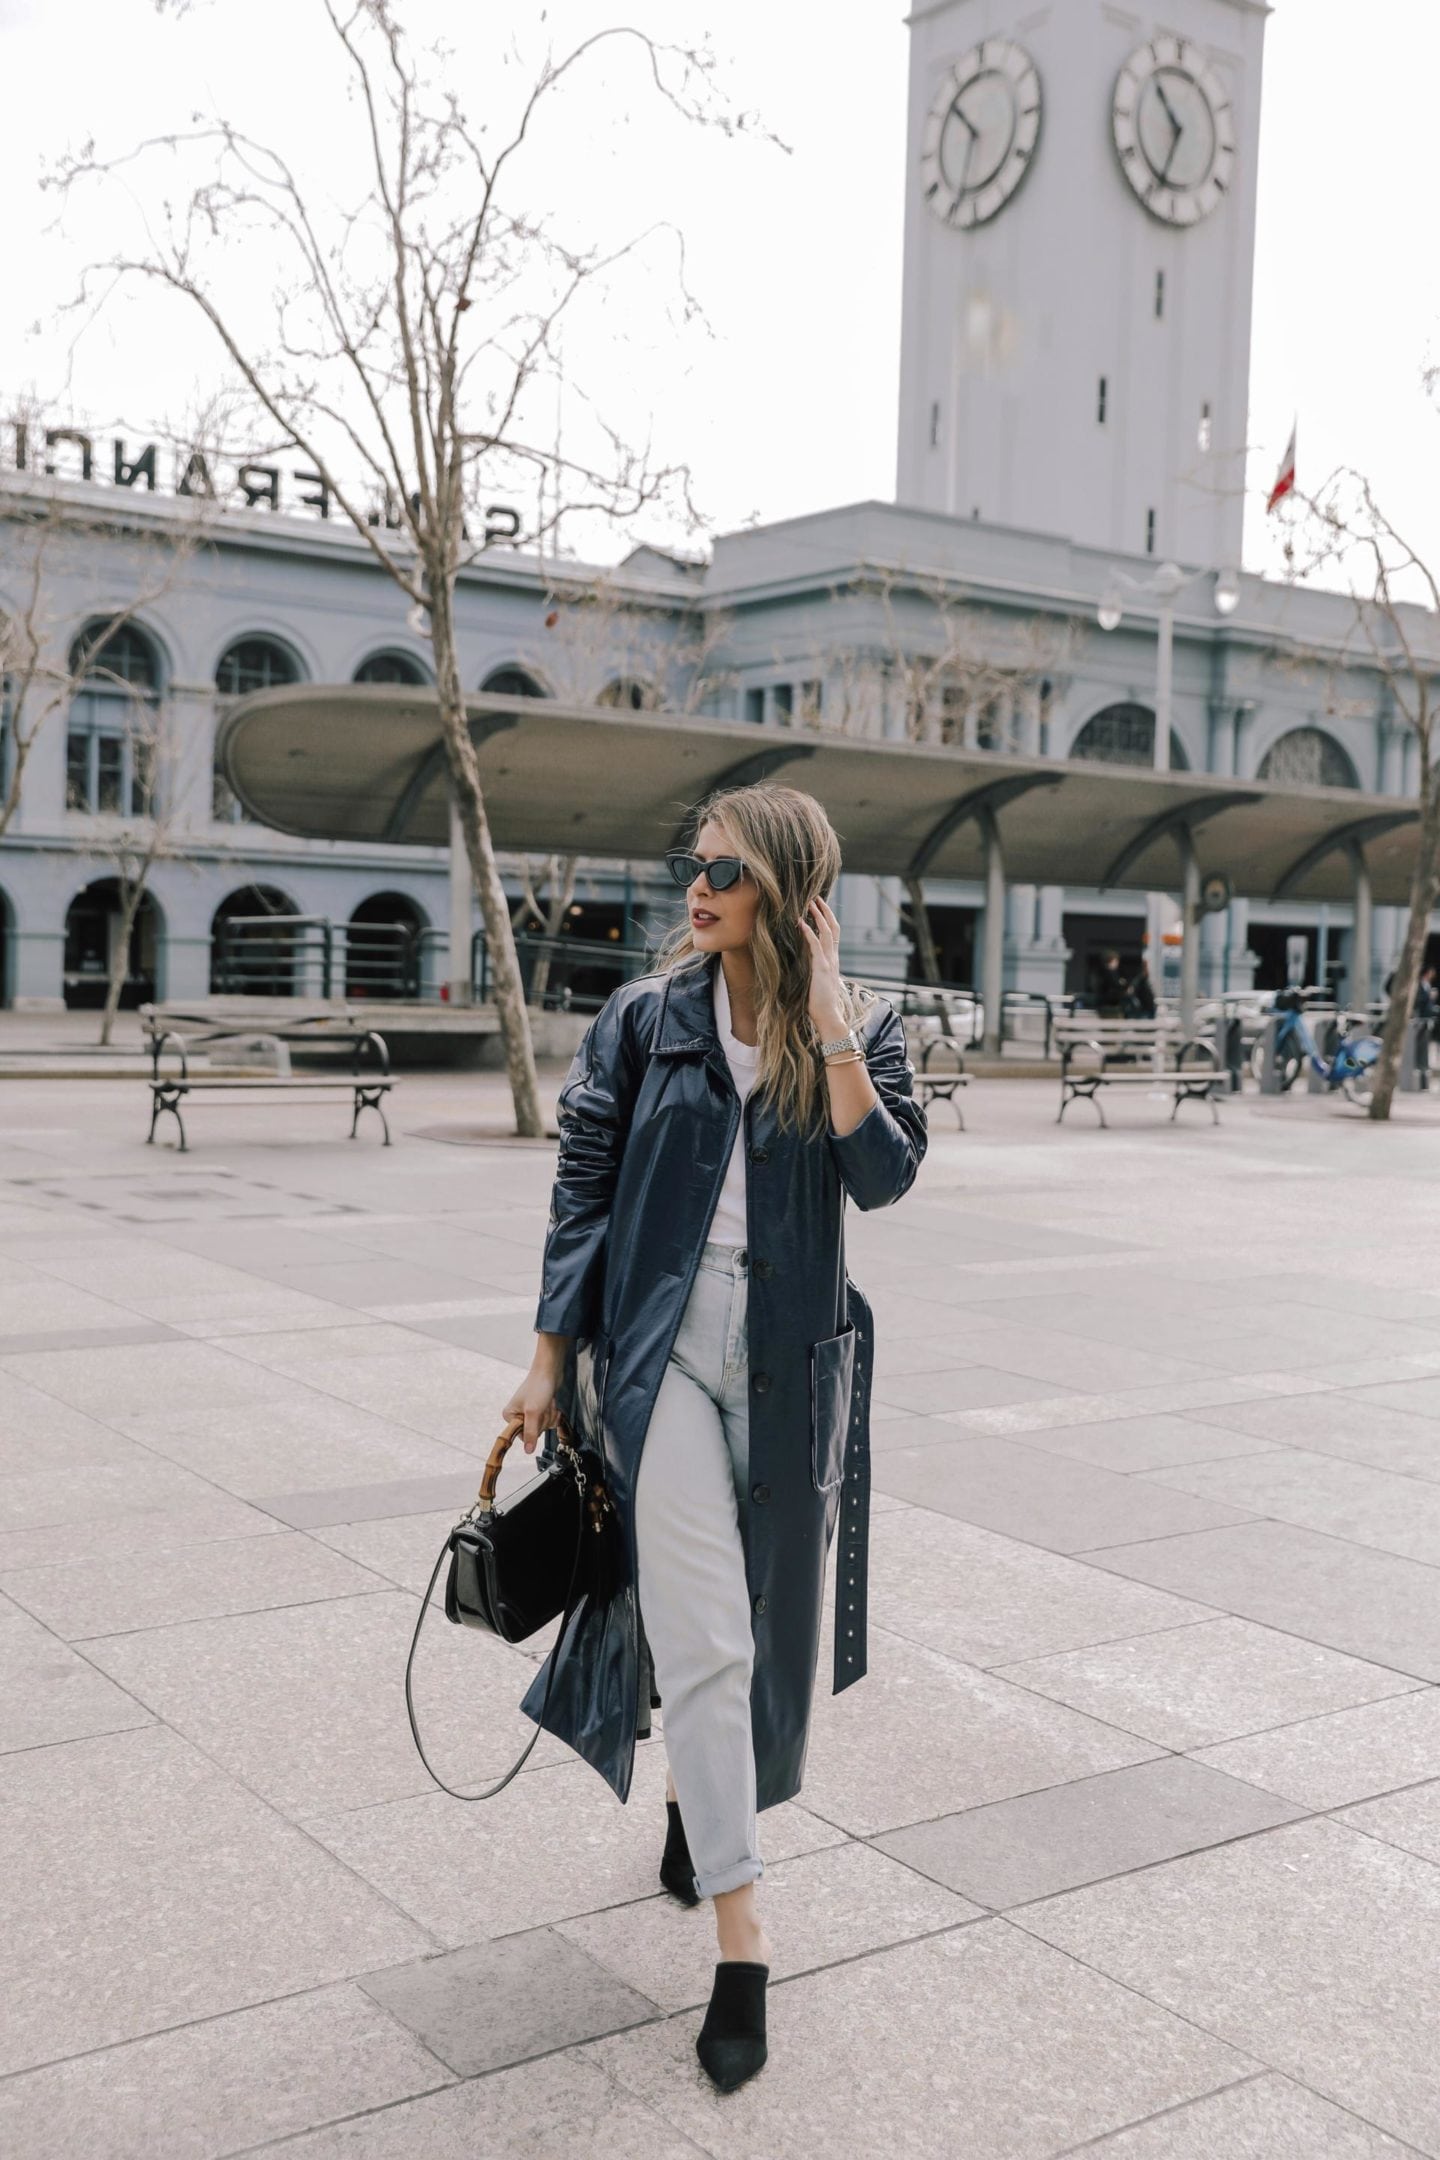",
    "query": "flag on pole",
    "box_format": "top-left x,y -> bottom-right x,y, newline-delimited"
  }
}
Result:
1267,421 -> 1297,513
